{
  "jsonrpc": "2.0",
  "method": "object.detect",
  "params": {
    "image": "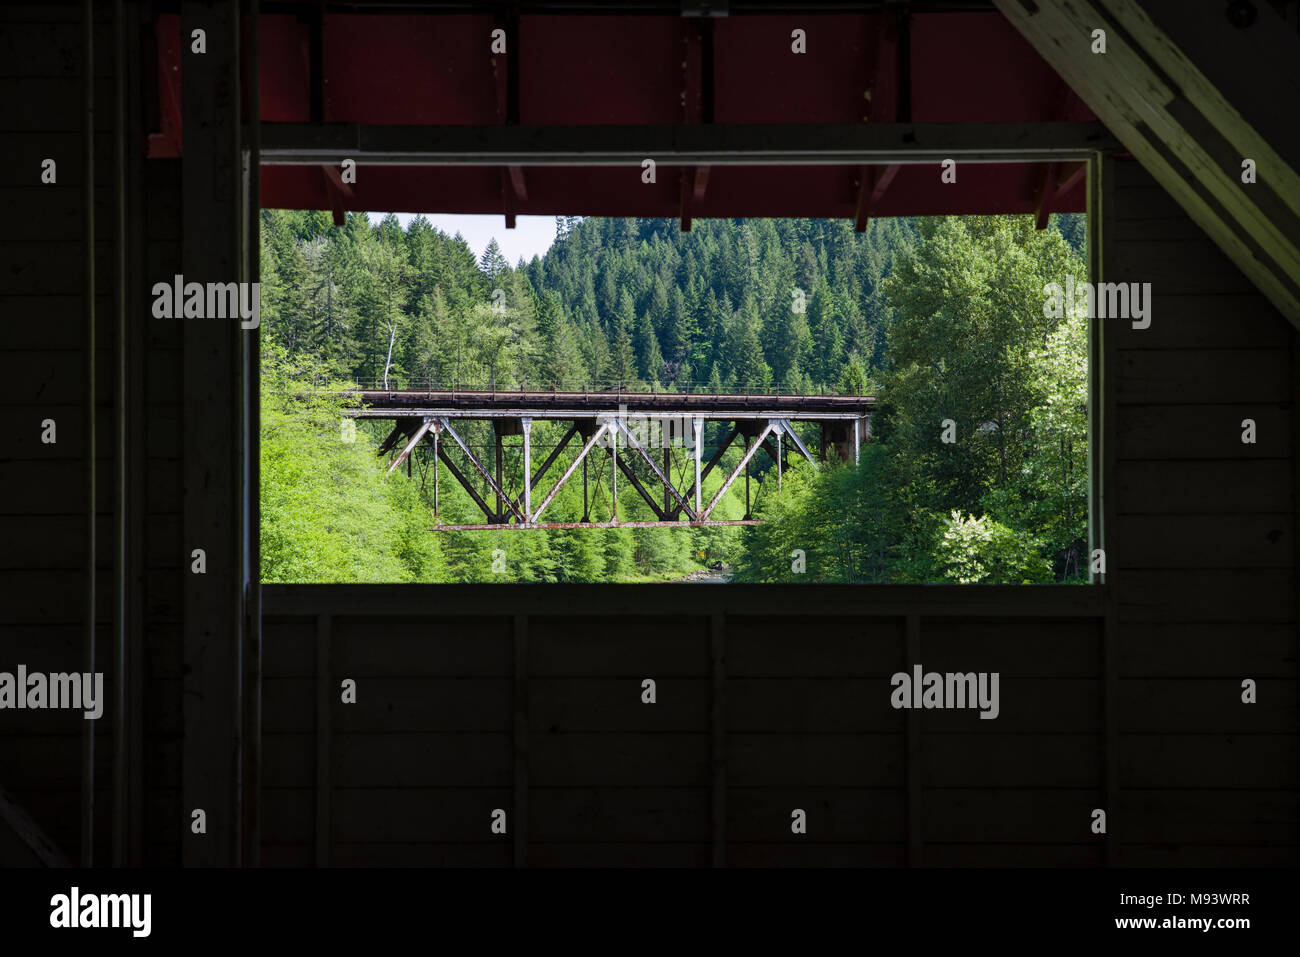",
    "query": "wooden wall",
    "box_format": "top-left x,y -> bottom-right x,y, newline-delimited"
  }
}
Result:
254,159 -> 1300,868
1,2 -> 1296,869
0,2 -> 184,866
260,589 -> 1109,866
1109,157 -> 1299,864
